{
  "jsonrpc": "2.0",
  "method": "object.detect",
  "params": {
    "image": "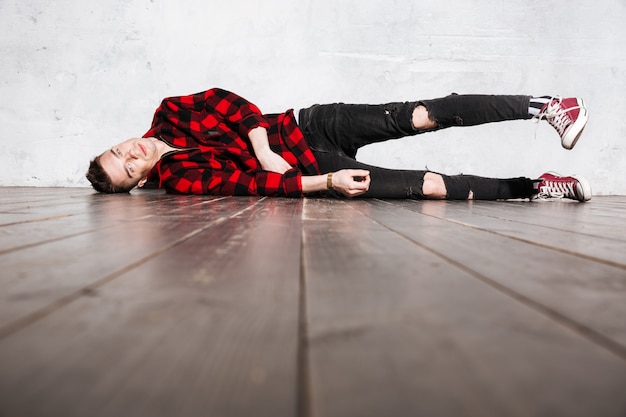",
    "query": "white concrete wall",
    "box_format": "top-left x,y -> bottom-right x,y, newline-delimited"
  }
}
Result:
1,0 -> 625,195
